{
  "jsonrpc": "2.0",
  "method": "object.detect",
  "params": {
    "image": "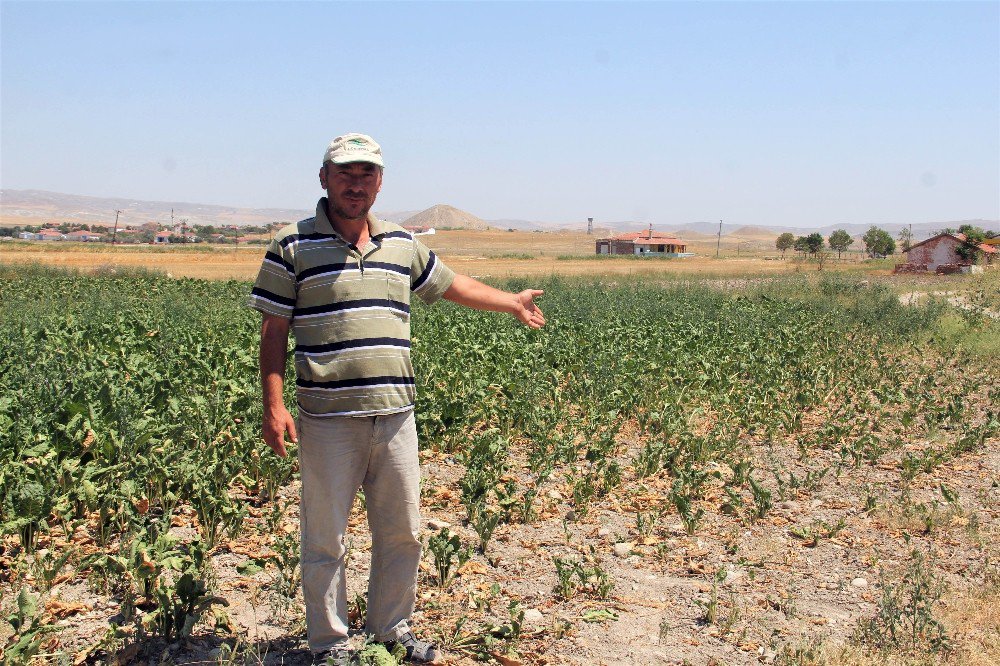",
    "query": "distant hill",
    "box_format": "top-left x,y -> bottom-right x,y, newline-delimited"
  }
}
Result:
0,189 -> 311,227
403,204 -> 491,230
730,225 -> 778,240
0,189 -> 420,229
2,189 -> 994,240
